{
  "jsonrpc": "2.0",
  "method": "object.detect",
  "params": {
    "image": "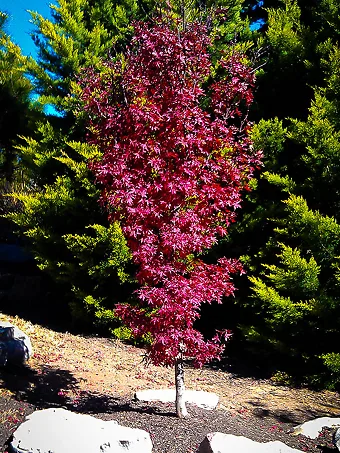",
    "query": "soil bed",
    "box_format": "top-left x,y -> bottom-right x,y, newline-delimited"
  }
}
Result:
1,313 -> 340,452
